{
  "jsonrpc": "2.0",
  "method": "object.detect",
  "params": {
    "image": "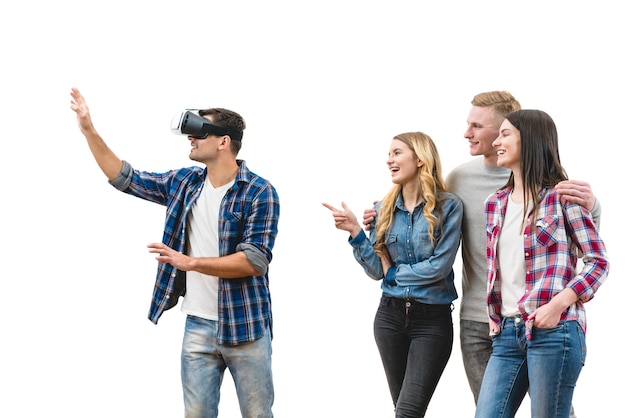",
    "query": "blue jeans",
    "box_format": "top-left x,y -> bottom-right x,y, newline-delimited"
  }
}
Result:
373,295 -> 453,418
181,315 -> 274,418
474,316 -> 585,418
